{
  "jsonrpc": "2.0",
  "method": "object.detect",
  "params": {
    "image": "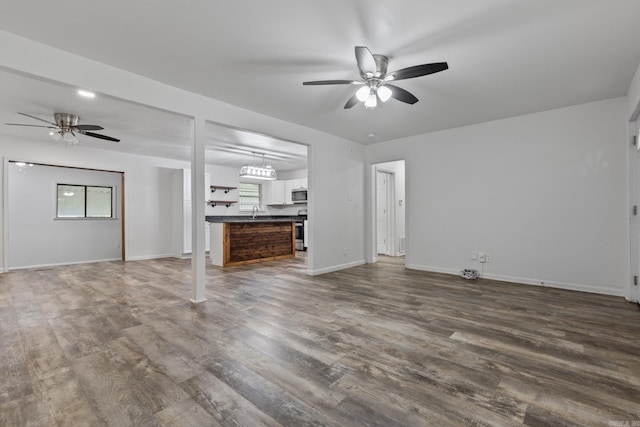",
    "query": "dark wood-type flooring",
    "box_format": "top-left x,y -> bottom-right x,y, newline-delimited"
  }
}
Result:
1,254 -> 639,426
